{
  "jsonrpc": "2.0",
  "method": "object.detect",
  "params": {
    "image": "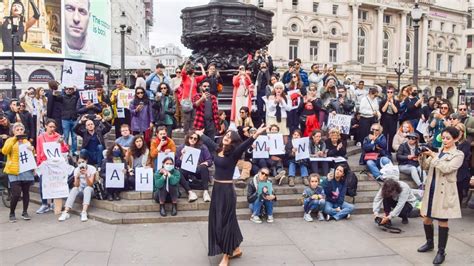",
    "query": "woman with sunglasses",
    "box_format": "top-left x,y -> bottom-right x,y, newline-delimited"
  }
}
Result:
428,100 -> 453,149
129,87 -> 153,135
285,72 -> 304,134
152,82 -> 176,137
396,133 -> 424,189
380,86 -> 400,152
399,85 -> 423,128
418,127 -> 464,265
231,65 -> 254,123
